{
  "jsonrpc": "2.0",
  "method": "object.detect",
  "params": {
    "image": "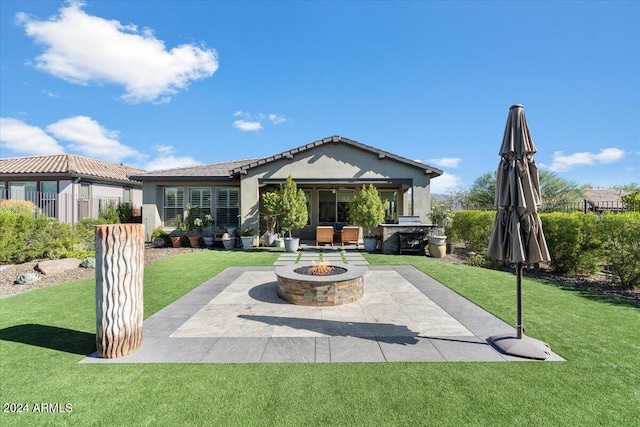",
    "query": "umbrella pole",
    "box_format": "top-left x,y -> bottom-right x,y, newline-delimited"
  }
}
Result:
516,262 -> 523,339
488,260 -> 551,360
